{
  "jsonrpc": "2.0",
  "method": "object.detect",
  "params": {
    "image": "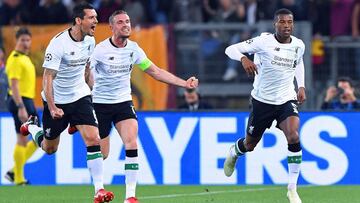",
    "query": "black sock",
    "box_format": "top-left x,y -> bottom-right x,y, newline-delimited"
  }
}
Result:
288,142 -> 301,152
236,138 -> 248,154
126,149 -> 138,157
